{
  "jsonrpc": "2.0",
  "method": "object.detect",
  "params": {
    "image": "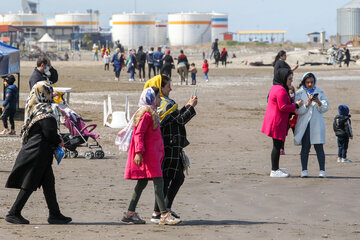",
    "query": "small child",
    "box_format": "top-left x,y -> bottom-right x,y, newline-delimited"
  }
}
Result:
333,105 -> 353,163
1,75 -> 18,135
202,59 -> 209,82
189,63 -> 197,85
103,52 -> 111,71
